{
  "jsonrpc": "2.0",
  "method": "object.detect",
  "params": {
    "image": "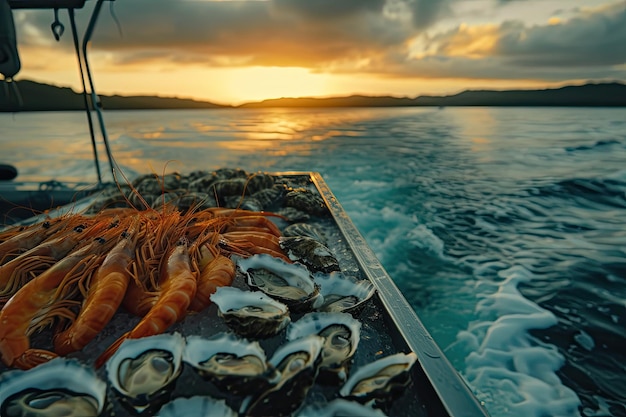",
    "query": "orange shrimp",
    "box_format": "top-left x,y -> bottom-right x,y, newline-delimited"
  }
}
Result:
96,237 -> 197,368
0,218 -> 67,264
0,219 -> 111,305
222,215 -> 282,237
188,243 -> 235,312
121,211 -> 184,316
220,231 -> 290,261
0,228 -> 119,369
53,219 -> 142,355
